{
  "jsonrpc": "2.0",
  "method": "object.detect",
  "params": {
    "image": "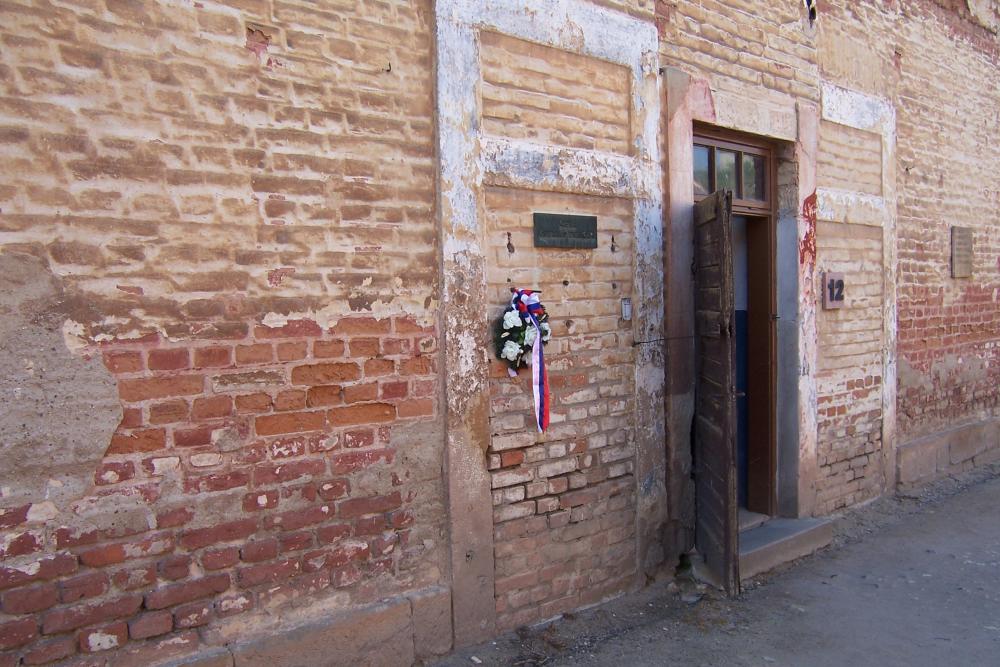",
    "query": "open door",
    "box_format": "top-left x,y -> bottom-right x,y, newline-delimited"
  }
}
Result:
692,190 -> 739,594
